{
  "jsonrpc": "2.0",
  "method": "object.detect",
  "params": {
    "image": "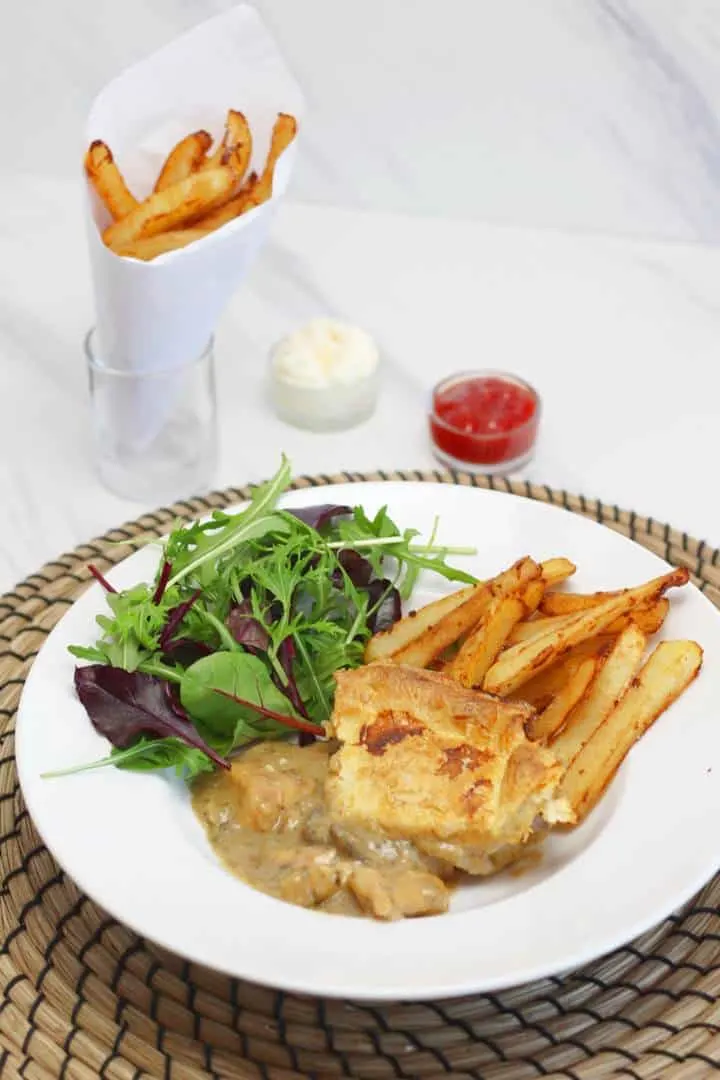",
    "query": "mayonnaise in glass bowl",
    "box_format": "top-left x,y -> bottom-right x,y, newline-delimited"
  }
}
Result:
269,318 -> 380,431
